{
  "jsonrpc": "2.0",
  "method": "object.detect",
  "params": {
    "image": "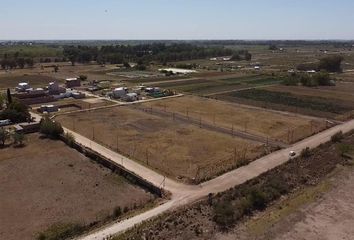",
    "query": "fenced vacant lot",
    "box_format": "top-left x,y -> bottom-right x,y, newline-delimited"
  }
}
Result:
0,134 -> 155,240
144,96 -> 327,144
56,106 -> 265,182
